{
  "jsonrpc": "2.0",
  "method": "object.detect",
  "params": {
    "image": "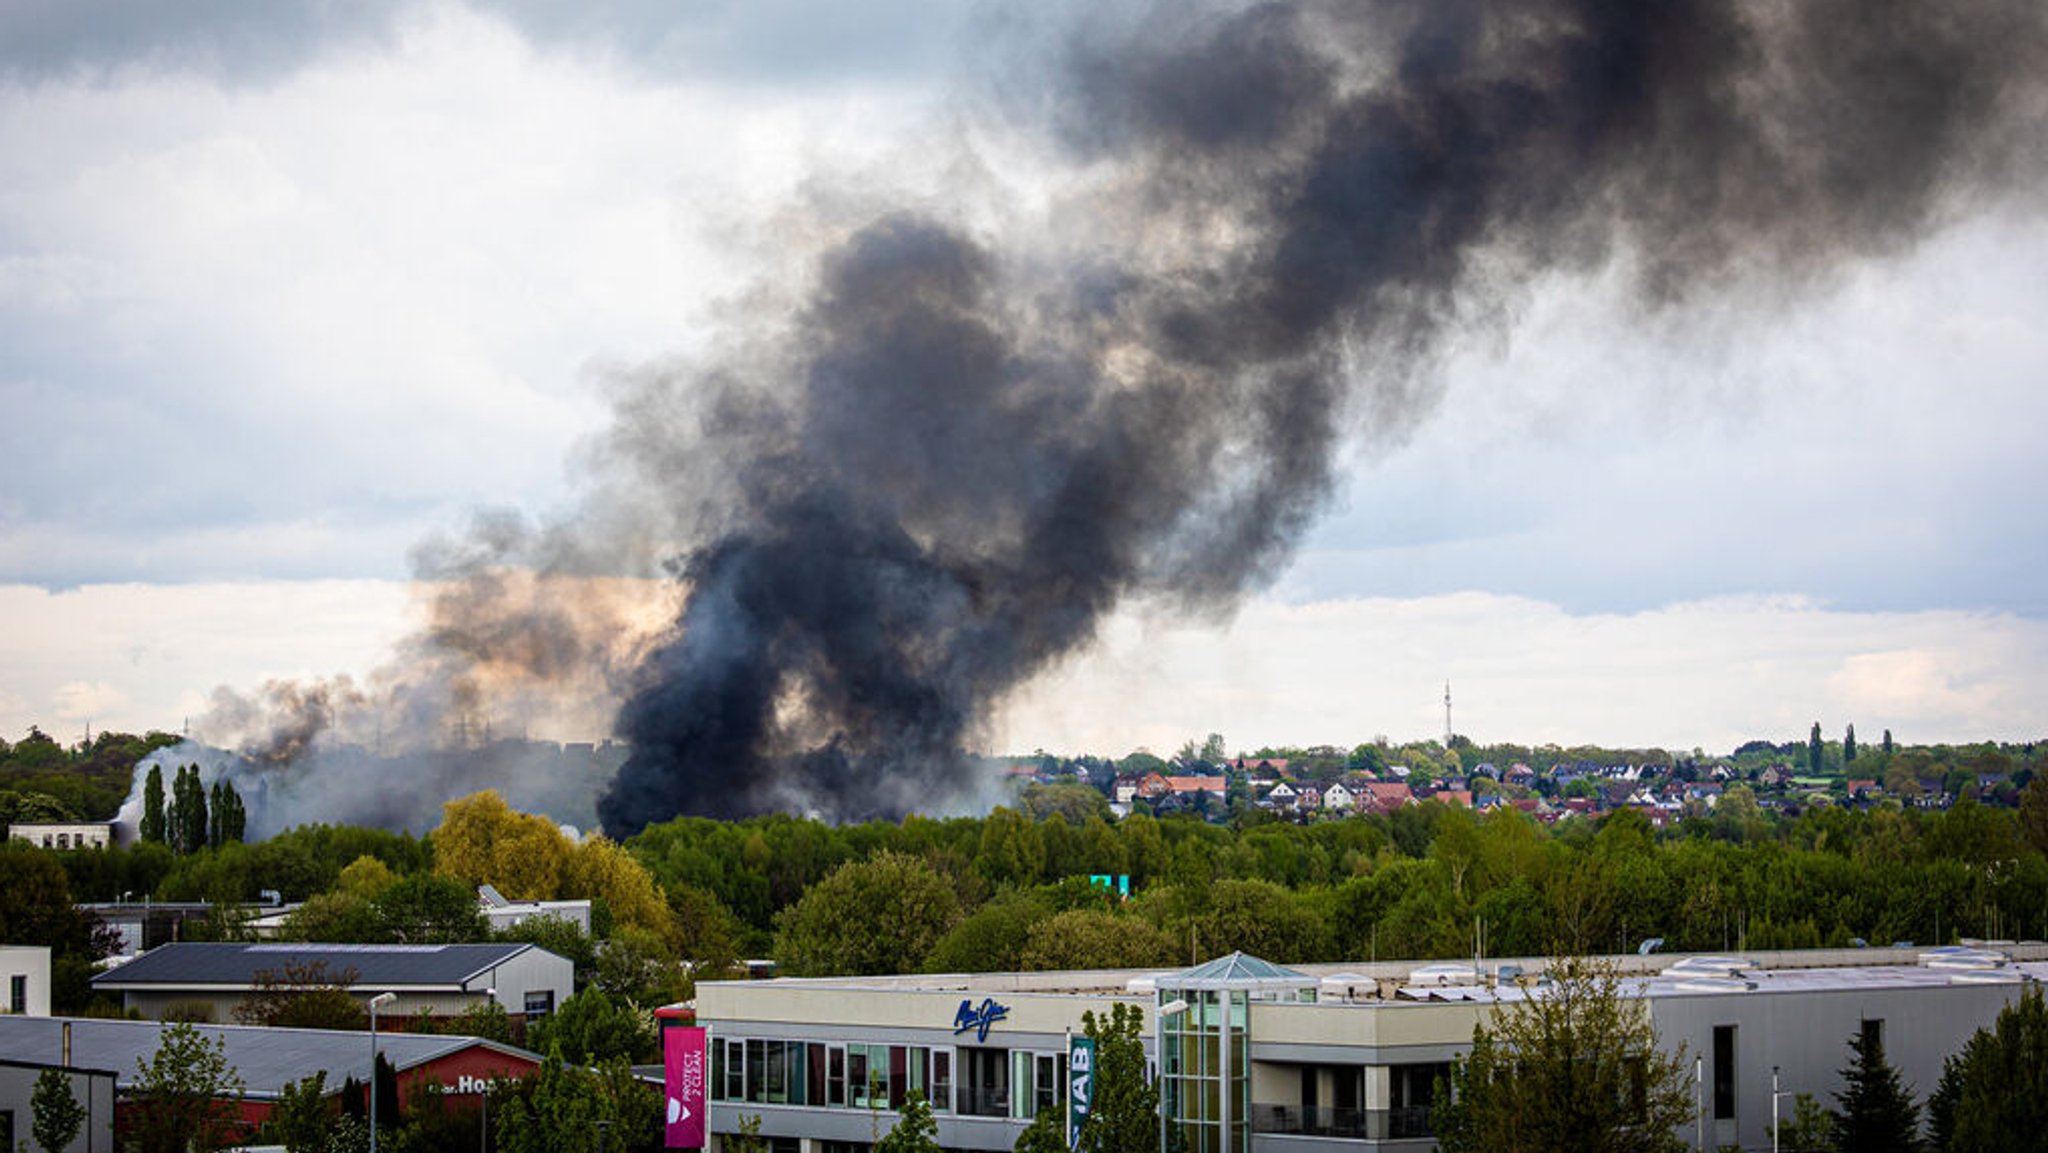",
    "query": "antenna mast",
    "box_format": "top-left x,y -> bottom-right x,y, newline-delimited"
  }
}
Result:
1444,682 -> 1453,746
